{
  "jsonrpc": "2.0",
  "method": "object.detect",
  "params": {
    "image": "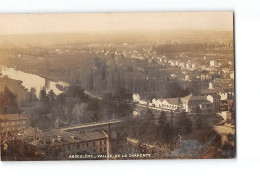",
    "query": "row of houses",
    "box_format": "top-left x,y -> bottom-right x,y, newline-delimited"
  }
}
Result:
133,93 -> 222,113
